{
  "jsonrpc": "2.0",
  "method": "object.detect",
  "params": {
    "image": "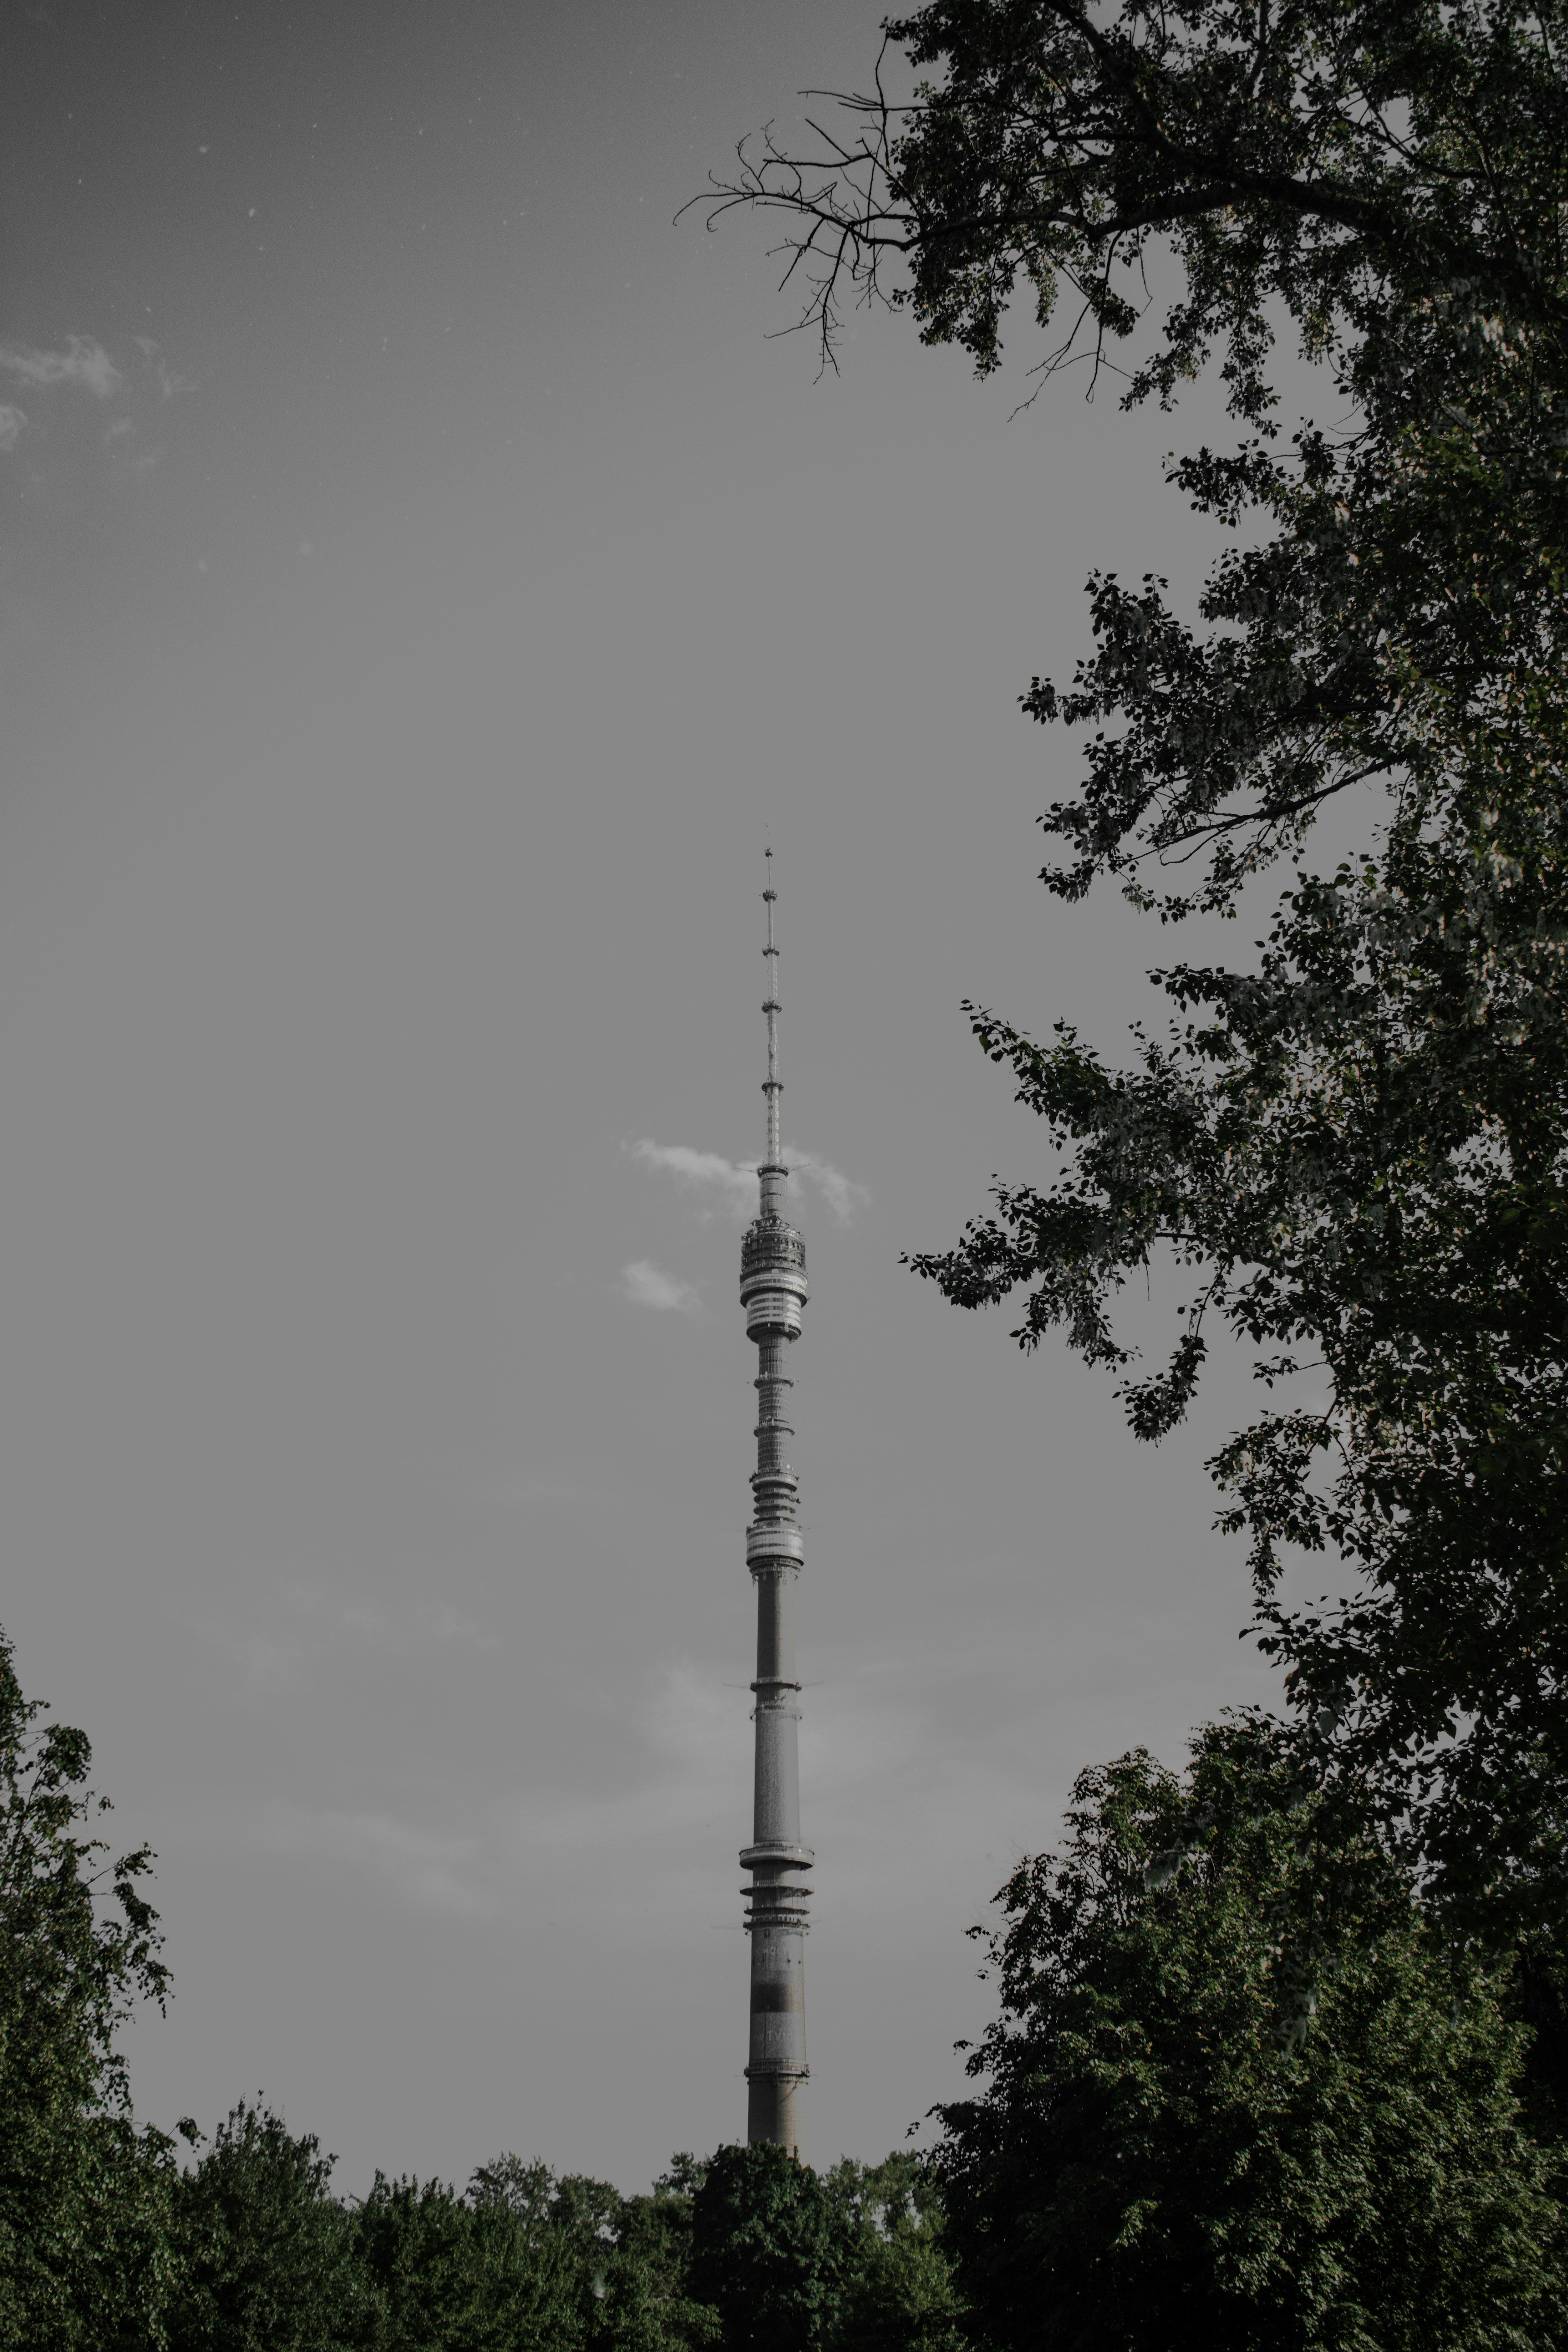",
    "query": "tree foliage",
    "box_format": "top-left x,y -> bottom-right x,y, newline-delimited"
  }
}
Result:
913,836 -> 1568,1932
829,2152 -> 967,2352
166,2133 -> 727,2352
935,1718 -> 1565,2351
689,2141 -> 854,2351
353,2164 -> 592,2350
165,2102 -> 371,2352
0,1626 -> 177,2350
582,2159 -> 722,2352
703,0 -> 1568,1930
